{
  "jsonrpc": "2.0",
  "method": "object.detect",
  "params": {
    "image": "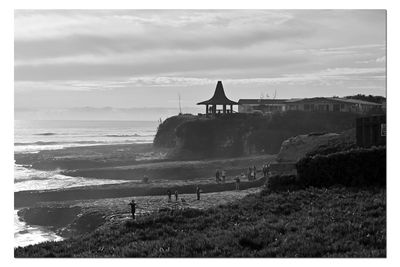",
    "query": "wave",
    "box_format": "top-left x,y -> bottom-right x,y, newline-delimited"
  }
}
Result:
14,141 -> 106,146
105,133 -> 154,137
34,132 -> 57,136
14,165 -> 130,192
